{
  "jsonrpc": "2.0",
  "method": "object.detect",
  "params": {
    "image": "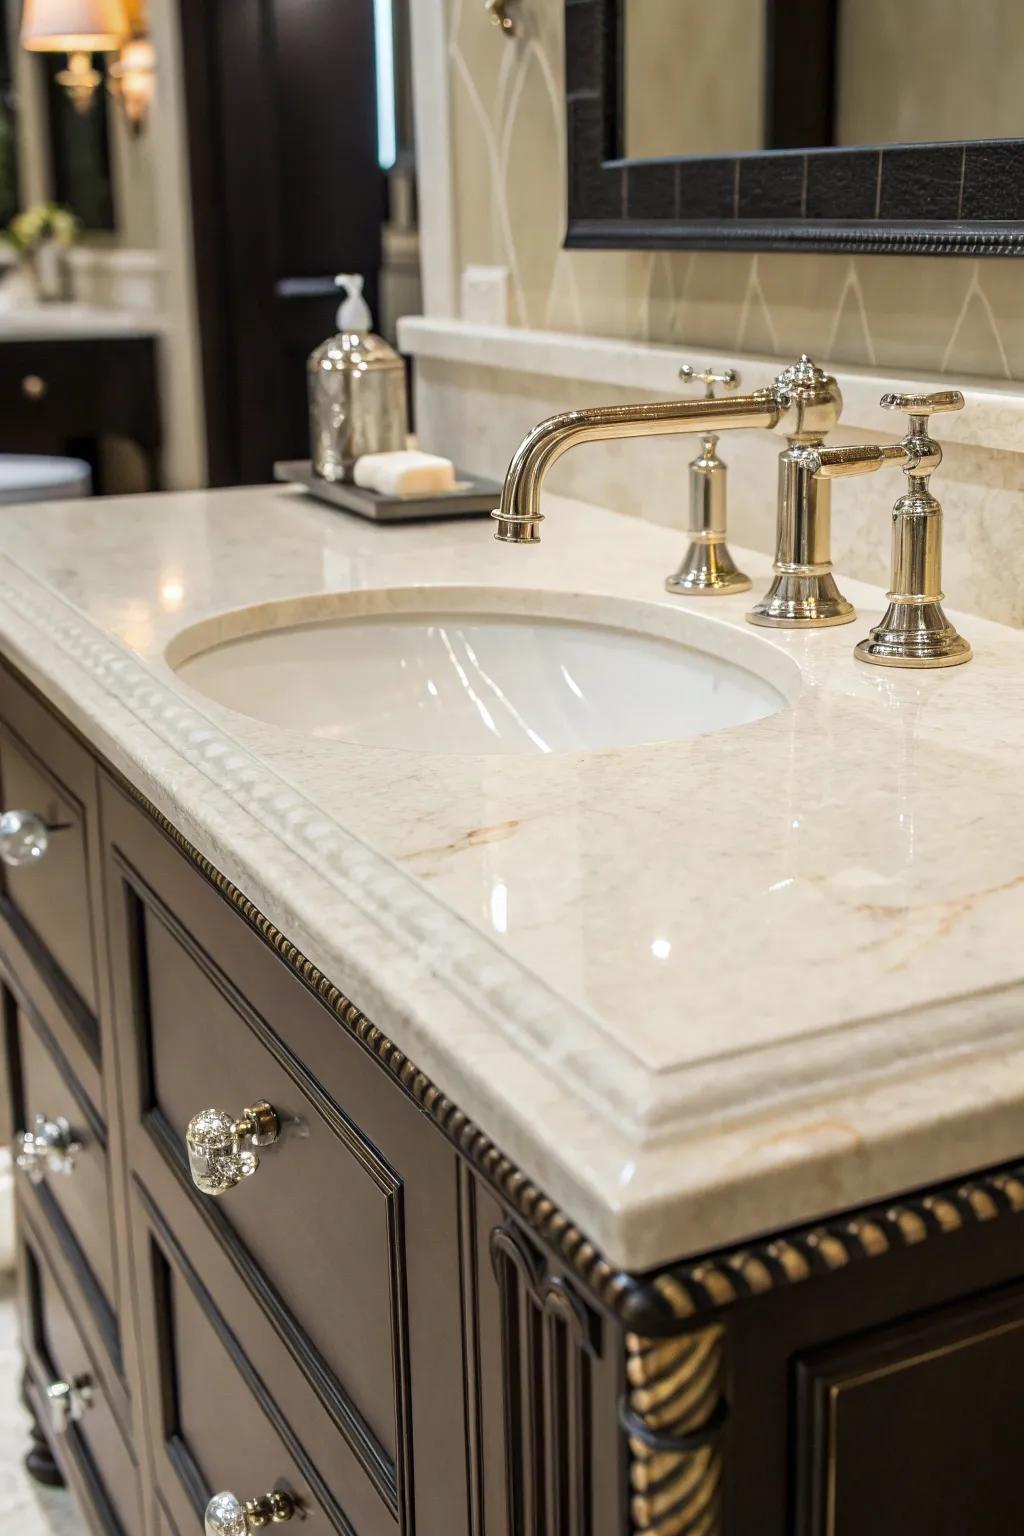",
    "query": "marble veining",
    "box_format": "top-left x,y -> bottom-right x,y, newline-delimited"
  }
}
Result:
2,485 -> 1024,1268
